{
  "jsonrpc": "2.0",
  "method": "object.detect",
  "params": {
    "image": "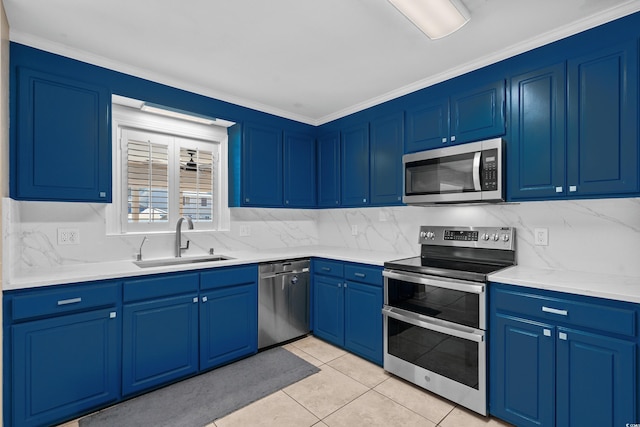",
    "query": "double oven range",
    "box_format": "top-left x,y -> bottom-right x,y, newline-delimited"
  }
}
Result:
383,226 -> 516,415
